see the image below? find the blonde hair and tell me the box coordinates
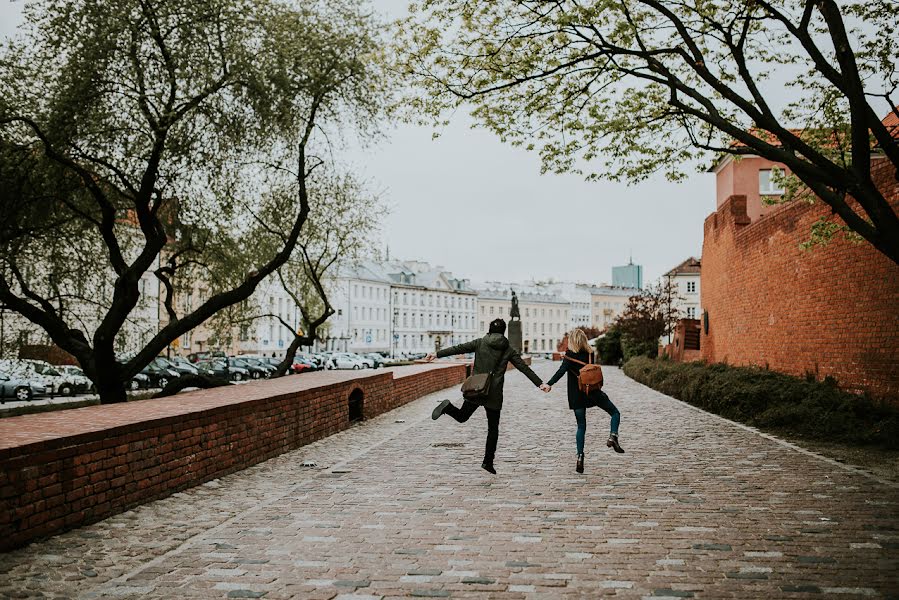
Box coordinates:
[567,329,593,354]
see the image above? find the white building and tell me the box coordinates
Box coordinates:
[532,281,593,331]
[325,263,393,353]
[325,260,478,355]
[664,257,702,321]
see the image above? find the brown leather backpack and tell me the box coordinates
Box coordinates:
[563,352,604,394]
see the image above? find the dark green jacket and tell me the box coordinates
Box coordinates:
[437,333,543,410]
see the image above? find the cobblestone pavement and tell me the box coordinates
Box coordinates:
[1,364,897,599]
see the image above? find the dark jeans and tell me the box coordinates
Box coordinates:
[443,400,501,464]
[573,393,621,455]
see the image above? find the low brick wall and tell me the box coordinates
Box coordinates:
[0,363,465,551]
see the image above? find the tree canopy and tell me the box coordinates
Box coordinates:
[400,0,899,264]
[0,0,391,402]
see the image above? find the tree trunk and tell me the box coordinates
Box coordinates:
[96,380,128,404]
[153,374,230,398]
[274,336,306,377]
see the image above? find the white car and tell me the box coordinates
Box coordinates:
[327,353,366,370]
[0,371,47,402]
[0,359,85,396]
[350,354,375,369]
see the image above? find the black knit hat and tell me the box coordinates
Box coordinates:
[488,318,506,335]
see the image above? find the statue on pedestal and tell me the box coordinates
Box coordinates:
[510,290,520,321]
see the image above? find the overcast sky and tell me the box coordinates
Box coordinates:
[1,0,713,286]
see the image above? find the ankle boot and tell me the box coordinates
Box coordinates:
[481,461,497,475]
[576,453,584,473]
[607,434,624,453]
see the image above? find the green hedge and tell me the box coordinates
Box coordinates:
[623,356,899,449]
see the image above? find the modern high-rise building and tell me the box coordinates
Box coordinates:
[612,259,643,289]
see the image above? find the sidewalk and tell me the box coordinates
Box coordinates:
[1,364,896,599]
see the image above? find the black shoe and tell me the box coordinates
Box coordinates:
[607,435,625,453]
[432,399,451,420]
[576,454,584,473]
[481,461,497,475]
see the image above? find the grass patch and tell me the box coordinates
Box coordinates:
[623,356,899,449]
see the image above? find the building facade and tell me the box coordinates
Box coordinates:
[664,257,702,321]
[612,260,643,289]
[325,260,478,355]
[589,286,638,330]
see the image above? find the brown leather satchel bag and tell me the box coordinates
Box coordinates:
[563,352,604,394]
[460,352,500,400]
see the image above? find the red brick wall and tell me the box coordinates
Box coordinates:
[0,364,465,550]
[701,157,899,399]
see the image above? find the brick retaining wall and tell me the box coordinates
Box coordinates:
[701,157,899,399]
[0,363,466,551]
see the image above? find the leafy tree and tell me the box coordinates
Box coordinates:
[400,0,899,265]
[595,325,624,365]
[218,172,383,377]
[614,280,681,358]
[0,0,390,402]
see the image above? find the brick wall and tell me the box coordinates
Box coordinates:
[0,363,465,551]
[701,157,899,399]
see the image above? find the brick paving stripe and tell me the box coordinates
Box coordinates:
[0,364,897,598]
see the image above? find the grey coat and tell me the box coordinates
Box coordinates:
[437,333,543,410]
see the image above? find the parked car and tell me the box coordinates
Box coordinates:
[0,372,47,402]
[161,356,205,375]
[237,357,277,378]
[294,353,324,370]
[201,359,250,382]
[327,353,366,370]
[291,356,317,374]
[227,357,268,379]
[140,363,180,389]
[363,353,386,368]
[0,359,82,396]
[186,350,227,364]
[129,372,150,390]
[55,365,95,393]
[351,354,376,369]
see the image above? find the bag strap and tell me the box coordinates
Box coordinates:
[562,351,595,367]
[562,354,587,367]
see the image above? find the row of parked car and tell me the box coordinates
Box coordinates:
[0,350,408,402]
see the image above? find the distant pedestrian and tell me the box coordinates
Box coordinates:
[545,328,624,474]
[425,318,549,474]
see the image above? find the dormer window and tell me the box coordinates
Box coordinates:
[759,168,785,195]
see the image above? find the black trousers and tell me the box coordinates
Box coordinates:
[443,400,501,463]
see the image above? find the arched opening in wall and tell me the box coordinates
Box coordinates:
[348,388,364,423]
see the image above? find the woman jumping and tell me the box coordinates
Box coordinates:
[545,328,624,473]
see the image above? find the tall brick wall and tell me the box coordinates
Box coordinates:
[701,158,899,399]
[0,364,466,551]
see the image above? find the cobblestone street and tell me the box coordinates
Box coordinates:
[1,364,897,599]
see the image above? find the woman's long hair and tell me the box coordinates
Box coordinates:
[567,329,593,354]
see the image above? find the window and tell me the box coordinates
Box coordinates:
[687,307,696,318]
[490,306,495,315]
[759,168,785,195]
[686,281,696,293]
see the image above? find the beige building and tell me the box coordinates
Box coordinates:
[589,286,638,330]
[476,289,569,354]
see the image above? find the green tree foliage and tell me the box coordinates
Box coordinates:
[400,0,899,264]
[595,325,623,365]
[612,280,680,359]
[0,0,391,402]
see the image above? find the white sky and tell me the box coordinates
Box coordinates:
[1,0,713,285]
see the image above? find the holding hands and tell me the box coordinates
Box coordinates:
[424,353,436,362]
[539,383,552,393]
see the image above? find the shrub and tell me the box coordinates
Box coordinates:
[595,327,623,365]
[623,356,899,449]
